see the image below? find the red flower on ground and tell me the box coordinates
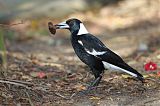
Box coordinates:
[144,62,157,71]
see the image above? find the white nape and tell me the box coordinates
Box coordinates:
[86,49,106,56]
[102,61,138,77]
[77,23,89,35]
[78,40,83,46]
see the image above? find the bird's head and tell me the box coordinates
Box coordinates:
[55,18,89,35]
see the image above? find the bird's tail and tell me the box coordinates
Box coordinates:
[118,63,144,81]
[135,73,144,82]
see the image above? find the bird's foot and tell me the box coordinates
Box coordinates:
[70,84,99,98]
[76,82,99,94]
[70,77,102,98]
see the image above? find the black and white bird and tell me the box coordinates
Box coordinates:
[55,18,144,88]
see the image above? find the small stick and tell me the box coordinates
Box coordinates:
[0,80,30,89]
[25,91,34,106]
[70,92,77,99]
[144,98,160,104]
[54,92,70,100]
[0,78,33,86]
[145,78,160,84]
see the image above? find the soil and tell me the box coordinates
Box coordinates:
[0,18,160,106]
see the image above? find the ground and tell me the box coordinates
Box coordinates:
[0,16,160,106]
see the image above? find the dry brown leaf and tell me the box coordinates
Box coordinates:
[90,96,101,100]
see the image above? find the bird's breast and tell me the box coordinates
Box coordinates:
[71,39,91,64]
[71,39,104,70]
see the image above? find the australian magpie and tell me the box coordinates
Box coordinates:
[55,18,144,88]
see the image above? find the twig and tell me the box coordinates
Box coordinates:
[0,21,24,27]
[145,78,160,84]
[0,78,33,86]
[70,92,77,99]
[0,80,30,89]
[54,92,70,100]
[144,98,160,104]
[25,91,34,106]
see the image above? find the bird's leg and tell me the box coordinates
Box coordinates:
[89,75,102,87]
[87,72,104,90]
[72,72,103,96]
[75,76,102,95]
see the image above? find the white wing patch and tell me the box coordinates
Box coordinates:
[86,49,106,56]
[77,23,89,35]
[78,40,83,46]
[102,61,138,77]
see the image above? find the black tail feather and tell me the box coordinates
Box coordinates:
[136,74,144,82]
[119,63,144,81]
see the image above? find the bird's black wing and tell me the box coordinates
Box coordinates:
[78,34,143,80]
[78,34,124,64]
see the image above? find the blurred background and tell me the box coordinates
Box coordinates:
[0,0,160,105]
[0,0,160,57]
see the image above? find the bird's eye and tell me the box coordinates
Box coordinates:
[68,21,74,26]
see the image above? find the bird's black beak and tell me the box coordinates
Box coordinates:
[55,21,69,29]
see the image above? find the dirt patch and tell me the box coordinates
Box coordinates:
[0,29,160,105]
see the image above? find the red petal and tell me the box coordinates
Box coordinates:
[144,62,157,71]
[38,72,46,78]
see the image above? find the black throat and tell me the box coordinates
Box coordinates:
[70,33,79,42]
[69,24,80,35]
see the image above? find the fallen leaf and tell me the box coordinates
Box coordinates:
[143,74,149,78]
[90,96,101,100]
[22,75,32,81]
[73,84,86,91]
[157,71,160,77]
[148,73,157,77]
[157,55,160,59]
[122,74,131,79]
